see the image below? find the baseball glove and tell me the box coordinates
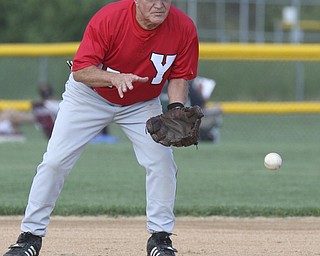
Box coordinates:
[146,105,204,147]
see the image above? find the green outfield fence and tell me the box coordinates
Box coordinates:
[0,42,320,113]
[1,42,320,59]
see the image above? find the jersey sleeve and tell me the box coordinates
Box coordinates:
[72,11,109,71]
[168,23,199,81]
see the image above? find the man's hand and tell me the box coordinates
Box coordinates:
[73,66,148,98]
[110,73,148,98]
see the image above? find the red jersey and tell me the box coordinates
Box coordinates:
[72,0,199,105]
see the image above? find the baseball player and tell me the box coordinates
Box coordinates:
[3,0,198,256]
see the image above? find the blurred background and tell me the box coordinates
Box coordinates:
[0,0,319,144]
[1,0,319,144]
[0,0,319,100]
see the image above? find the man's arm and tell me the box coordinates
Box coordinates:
[73,66,148,98]
[167,78,189,106]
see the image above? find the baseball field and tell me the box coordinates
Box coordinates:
[0,112,319,255]
[2,216,320,255]
[1,115,320,216]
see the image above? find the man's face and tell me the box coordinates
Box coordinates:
[135,0,171,30]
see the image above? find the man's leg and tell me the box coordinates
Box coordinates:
[116,98,178,256]
[3,79,114,256]
[22,81,112,236]
[116,98,178,233]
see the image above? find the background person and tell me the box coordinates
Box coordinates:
[0,83,60,142]
[0,82,117,144]
[161,76,223,143]
[189,77,223,143]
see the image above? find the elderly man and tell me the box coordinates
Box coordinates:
[3,1,198,255]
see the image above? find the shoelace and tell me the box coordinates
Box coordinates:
[17,232,31,242]
[17,232,37,243]
[154,233,177,252]
[10,233,41,250]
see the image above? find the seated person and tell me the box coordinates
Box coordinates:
[32,83,61,139]
[160,77,223,143]
[0,83,60,142]
[188,77,223,143]
[0,83,119,144]
[0,109,33,142]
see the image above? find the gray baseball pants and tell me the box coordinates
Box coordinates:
[21,74,178,236]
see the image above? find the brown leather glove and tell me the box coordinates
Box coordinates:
[146,105,204,147]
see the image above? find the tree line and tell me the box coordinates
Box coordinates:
[1,1,319,44]
[0,0,113,43]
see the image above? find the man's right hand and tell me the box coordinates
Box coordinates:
[110,73,148,98]
[73,66,148,98]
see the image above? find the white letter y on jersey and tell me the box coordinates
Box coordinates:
[150,53,176,84]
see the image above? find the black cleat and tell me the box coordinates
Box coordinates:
[3,232,42,256]
[147,232,177,256]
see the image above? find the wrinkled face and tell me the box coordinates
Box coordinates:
[135,0,171,30]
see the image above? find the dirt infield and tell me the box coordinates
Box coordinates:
[1,216,320,256]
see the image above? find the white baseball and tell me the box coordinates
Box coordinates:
[264,153,282,170]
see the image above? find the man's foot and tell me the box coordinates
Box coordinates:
[147,232,177,256]
[3,232,42,256]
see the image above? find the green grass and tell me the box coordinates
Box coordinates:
[0,113,319,217]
